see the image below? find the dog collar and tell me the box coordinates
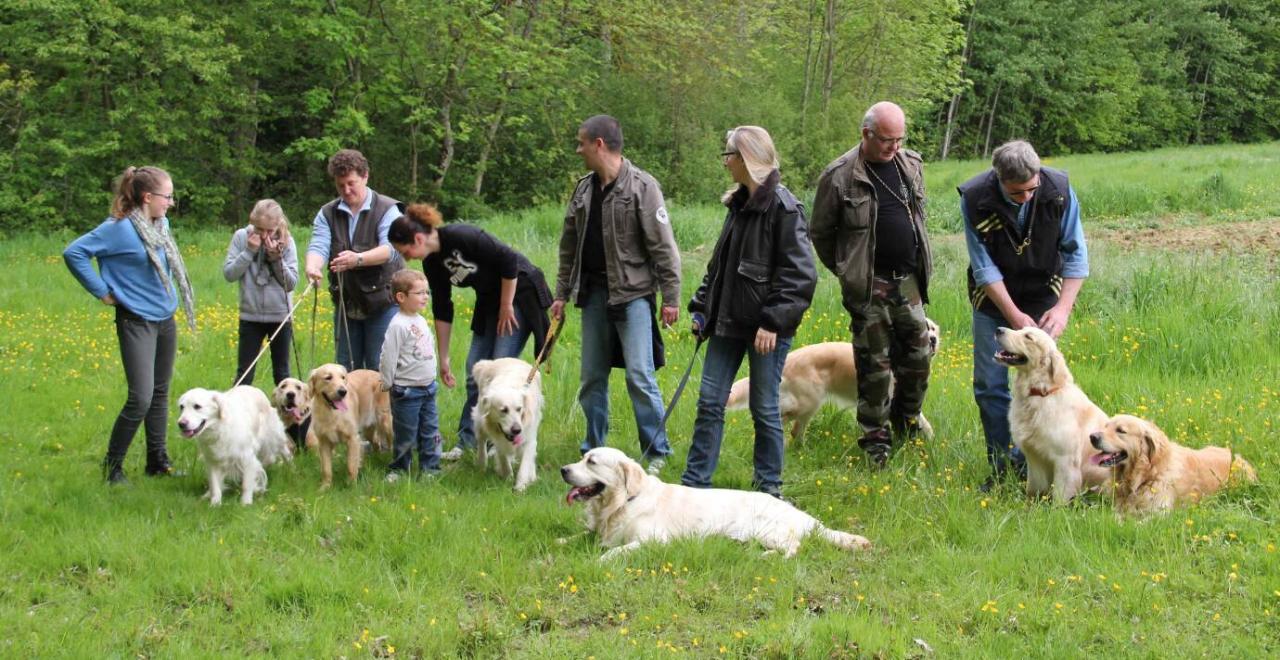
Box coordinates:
[1028,385,1062,397]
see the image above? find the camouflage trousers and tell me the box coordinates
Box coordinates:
[846,274,933,444]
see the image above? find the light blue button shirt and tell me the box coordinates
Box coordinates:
[306,188,402,261]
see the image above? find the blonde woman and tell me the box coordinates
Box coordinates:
[64,166,196,484]
[223,199,300,386]
[680,126,817,498]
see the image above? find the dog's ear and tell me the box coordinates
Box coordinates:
[621,458,647,499]
[308,367,322,390]
[471,360,494,389]
[211,392,226,420]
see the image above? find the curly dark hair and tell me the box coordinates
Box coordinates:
[327,149,369,179]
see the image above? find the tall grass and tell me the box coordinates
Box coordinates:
[1,143,1278,656]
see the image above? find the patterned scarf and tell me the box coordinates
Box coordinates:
[128,209,197,331]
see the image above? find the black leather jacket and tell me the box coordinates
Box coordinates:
[689,171,817,339]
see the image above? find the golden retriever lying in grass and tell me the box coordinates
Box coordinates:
[561,447,872,560]
[995,326,1110,502]
[724,319,939,444]
[1090,414,1257,515]
[308,364,393,489]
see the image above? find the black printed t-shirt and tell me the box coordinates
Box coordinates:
[867,159,918,273]
[423,224,535,331]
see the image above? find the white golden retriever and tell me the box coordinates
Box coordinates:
[725,320,939,443]
[472,357,543,492]
[176,386,293,506]
[561,447,872,560]
[995,326,1110,502]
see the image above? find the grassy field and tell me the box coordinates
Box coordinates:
[2,142,1279,657]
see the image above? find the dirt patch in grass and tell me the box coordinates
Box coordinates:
[1096,218,1280,252]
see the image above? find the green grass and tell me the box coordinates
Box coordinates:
[2,143,1279,657]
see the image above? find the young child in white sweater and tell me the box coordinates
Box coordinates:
[379,269,441,480]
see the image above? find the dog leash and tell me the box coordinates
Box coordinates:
[232,281,315,389]
[659,334,705,431]
[526,313,565,385]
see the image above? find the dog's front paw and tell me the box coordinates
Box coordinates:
[209,496,223,507]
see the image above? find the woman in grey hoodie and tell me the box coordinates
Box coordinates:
[223,199,300,386]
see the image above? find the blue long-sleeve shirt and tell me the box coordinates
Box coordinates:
[962,185,1089,288]
[306,188,403,261]
[64,217,178,321]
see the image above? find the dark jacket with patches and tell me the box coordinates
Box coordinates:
[809,145,933,309]
[958,166,1069,320]
[321,192,404,318]
[689,171,818,339]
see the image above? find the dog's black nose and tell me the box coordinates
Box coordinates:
[996,327,1008,336]
[1089,432,1103,449]
[336,388,347,397]
[560,466,570,478]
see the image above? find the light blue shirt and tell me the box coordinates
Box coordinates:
[64,217,179,322]
[306,188,402,261]
[962,185,1088,288]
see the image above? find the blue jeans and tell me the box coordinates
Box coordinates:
[681,334,791,490]
[577,283,671,460]
[455,305,532,451]
[335,304,398,371]
[389,382,441,473]
[973,310,1025,474]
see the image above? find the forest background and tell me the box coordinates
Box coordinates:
[2,0,1279,232]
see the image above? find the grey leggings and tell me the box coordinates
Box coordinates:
[106,308,176,467]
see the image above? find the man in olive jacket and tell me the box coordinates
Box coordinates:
[550,115,682,474]
[809,101,935,468]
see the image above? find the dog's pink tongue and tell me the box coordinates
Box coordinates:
[1090,453,1109,465]
[512,433,524,446]
[565,488,579,505]
[289,408,304,423]
[334,399,348,412]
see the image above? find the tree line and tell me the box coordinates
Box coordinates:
[2,0,1276,231]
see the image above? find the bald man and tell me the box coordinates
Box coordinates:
[810,101,935,469]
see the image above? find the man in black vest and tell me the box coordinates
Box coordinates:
[811,101,935,469]
[959,140,1090,492]
[305,149,405,370]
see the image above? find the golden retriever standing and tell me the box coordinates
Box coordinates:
[1090,414,1257,515]
[561,447,872,560]
[307,364,393,489]
[272,377,317,452]
[725,320,939,444]
[471,357,543,492]
[176,386,293,506]
[995,326,1110,502]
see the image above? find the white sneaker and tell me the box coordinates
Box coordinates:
[441,446,464,461]
[646,457,666,476]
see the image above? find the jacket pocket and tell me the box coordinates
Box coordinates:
[733,258,771,319]
[841,194,871,230]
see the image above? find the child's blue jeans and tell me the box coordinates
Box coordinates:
[389,382,441,473]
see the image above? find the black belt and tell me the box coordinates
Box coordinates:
[874,268,914,281]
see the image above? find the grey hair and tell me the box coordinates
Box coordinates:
[992,140,1041,183]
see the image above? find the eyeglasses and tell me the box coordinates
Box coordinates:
[868,131,906,147]
[720,150,739,158]
[151,192,175,201]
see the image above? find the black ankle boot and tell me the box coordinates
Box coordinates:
[103,458,128,485]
